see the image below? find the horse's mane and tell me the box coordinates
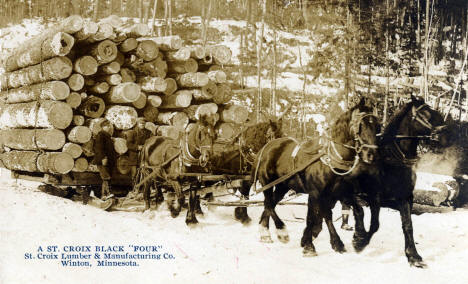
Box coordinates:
[242,120,282,153]
[329,103,372,141]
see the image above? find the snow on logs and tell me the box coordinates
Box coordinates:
[0,15,243,178]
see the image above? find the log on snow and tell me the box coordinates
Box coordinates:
[414,185,450,207]
[78,96,105,118]
[0,56,73,90]
[4,32,75,72]
[220,105,249,124]
[0,100,73,129]
[0,128,66,151]
[0,81,70,104]
[105,105,138,130]
[0,150,74,174]
[67,126,92,144]
[160,90,192,109]
[62,142,83,159]
[105,82,141,103]
[206,45,232,65]
[138,76,167,92]
[156,112,189,130]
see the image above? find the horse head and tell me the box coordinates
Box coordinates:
[350,98,380,164]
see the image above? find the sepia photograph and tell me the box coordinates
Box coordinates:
[0,0,467,283]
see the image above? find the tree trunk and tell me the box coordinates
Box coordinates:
[91,39,118,64]
[0,81,70,103]
[1,57,73,90]
[72,157,89,172]
[67,125,92,144]
[164,47,191,61]
[183,103,218,121]
[163,77,177,95]
[74,55,99,76]
[78,96,106,118]
[105,82,141,103]
[0,100,73,129]
[87,22,114,42]
[0,151,74,174]
[62,142,83,159]
[147,95,162,107]
[99,61,121,74]
[119,38,139,53]
[66,92,83,109]
[207,70,226,83]
[89,81,110,94]
[132,92,147,109]
[215,122,240,141]
[220,105,249,124]
[138,76,167,92]
[176,72,209,87]
[73,115,85,126]
[135,40,159,61]
[212,83,232,104]
[115,23,150,37]
[96,74,122,85]
[167,58,198,73]
[0,128,66,150]
[4,32,75,72]
[159,90,192,108]
[144,35,182,51]
[74,20,99,41]
[206,45,232,65]
[189,45,206,59]
[105,105,139,130]
[67,73,85,91]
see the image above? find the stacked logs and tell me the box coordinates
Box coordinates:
[0,15,248,178]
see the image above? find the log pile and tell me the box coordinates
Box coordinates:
[0,15,247,179]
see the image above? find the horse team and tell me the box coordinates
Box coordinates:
[138,95,453,268]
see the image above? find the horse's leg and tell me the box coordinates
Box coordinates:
[323,203,346,253]
[270,183,290,243]
[154,180,164,204]
[186,189,198,225]
[194,183,203,215]
[301,195,322,257]
[143,179,151,211]
[259,188,273,243]
[234,180,252,224]
[167,180,184,218]
[399,200,426,268]
[352,203,368,252]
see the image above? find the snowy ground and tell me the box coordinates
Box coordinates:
[1,171,468,284]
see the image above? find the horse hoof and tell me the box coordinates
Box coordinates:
[302,246,317,257]
[341,224,354,231]
[332,242,346,253]
[352,234,369,253]
[260,235,274,243]
[277,235,289,243]
[276,228,290,243]
[185,218,199,226]
[409,258,427,268]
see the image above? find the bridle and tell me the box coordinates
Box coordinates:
[181,124,213,168]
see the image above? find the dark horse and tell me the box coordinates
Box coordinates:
[342,96,451,268]
[139,114,217,224]
[252,98,380,256]
[210,117,284,224]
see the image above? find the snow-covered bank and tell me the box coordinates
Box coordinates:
[1,177,468,284]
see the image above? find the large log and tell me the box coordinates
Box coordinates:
[67,73,85,91]
[105,82,141,103]
[156,125,181,140]
[213,84,232,104]
[215,122,241,141]
[62,142,83,159]
[74,20,99,41]
[0,57,73,90]
[0,128,65,151]
[164,47,191,62]
[120,68,136,83]
[160,90,192,109]
[74,55,98,76]
[88,22,114,42]
[147,95,162,107]
[87,118,114,137]
[96,74,122,86]
[414,184,450,207]
[99,61,121,74]
[207,45,232,65]
[142,35,183,51]
[72,157,89,172]
[163,78,177,96]
[132,92,147,109]
[105,105,138,130]
[90,40,118,65]
[66,92,82,109]
[0,100,73,129]
[184,103,218,121]
[138,76,167,92]
[220,105,249,124]
[167,58,198,74]
[176,72,209,88]
[2,15,83,64]
[112,137,128,155]
[156,112,189,130]
[99,15,123,28]
[67,126,92,144]
[0,150,74,174]
[138,57,167,78]
[0,81,70,104]
[142,105,159,122]
[4,32,75,72]
[89,81,109,94]
[72,115,85,126]
[207,70,227,84]
[78,96,105,118]
[188,45,206,59]
[194,81,218,102]
[135,40,159,61]
[119,38,138,53]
